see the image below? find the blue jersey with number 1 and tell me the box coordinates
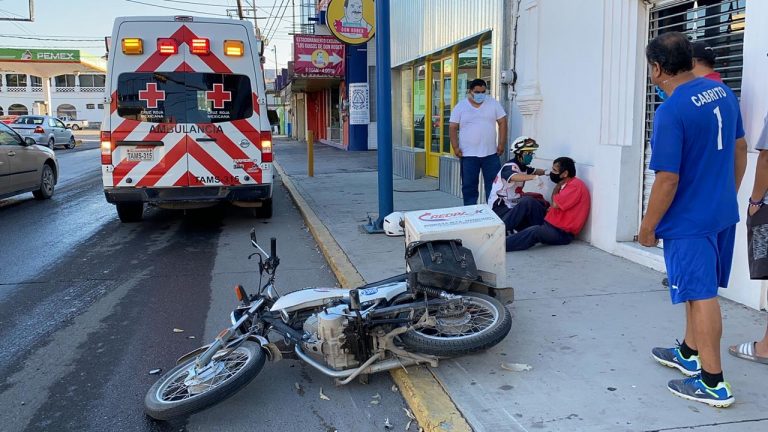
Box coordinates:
[650,77,745,239]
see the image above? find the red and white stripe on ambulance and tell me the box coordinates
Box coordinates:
[102,19,272,189]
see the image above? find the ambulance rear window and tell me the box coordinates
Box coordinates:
[116,72,253,123]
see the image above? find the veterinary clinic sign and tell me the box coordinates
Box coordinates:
[0,48,80,62]
[293,35,345,76]
[326,0,375,45]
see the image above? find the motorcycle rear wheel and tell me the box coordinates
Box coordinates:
[400,292,512,357]
[144,341,265,420]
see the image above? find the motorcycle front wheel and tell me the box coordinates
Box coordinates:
[144,341,266,420]
[400,292,512,357]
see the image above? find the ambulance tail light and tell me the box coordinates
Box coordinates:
[157,38,178,55]
[190,38,210,55]
[122,38,143,55]
[34,126,45,134]
[224,40,244,57]
[261,132,273,163]
[101,131,112,165]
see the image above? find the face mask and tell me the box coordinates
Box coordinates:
[550,172,562,184]
[522,154,533,165]
[655,85,667,101]
[472,93,486,104]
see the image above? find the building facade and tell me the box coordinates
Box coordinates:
[0,72,106,124]
[389,0,766,310]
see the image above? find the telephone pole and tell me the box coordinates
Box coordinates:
[236,0,244,20]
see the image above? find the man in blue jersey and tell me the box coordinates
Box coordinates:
[639,32,747,408]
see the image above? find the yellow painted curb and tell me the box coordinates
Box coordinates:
[274,159,472,432]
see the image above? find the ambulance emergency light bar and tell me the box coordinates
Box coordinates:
[120,38,242,56]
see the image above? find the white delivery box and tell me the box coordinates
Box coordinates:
[403,205,506,288]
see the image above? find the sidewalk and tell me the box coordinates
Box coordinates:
[274,138,768,432]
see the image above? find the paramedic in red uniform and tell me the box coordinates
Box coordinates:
[505,157,590,251]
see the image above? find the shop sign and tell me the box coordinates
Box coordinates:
[348,82,369,125]
[0,48,80,62]
[326,0,375,45]
[293,35,345,76]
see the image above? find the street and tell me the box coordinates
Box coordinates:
[0,138,413,432]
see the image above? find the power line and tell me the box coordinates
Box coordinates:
[0,34,103,41]
[267,0,291,43]
[262,0,286,42]
[123,0,231,17]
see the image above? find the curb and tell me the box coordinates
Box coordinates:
[274,160,473,432]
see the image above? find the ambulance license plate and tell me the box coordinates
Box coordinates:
[126,149,154,161]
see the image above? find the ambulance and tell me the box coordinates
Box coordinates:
[101,16,273,222]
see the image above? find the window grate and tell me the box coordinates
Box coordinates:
[641,0,746,216]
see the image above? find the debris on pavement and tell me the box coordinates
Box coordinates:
[319,387,330,401]
[391,384,398,393]
[173,328,184,333]
[372,392,381,399]
[500,362,533,372]
[406,420,412,431]
[187,336,195,339]
[403,408,416,420]
[384,418,393,429]
[149,368,162,375]
[370,400,380,405]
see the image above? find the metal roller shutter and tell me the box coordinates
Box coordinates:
[641,0,746,216]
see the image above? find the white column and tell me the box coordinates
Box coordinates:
[515,0,543,138]
[42,75,52,116]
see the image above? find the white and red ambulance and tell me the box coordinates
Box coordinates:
[101,16,273,222]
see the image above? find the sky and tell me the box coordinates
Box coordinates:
[0,0,297,73]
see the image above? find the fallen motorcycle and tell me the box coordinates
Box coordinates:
[144,230,512,420]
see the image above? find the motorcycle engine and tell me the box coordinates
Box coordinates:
[302,304,360,370]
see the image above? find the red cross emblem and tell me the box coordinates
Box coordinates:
[138,82,166,109]
[206,83,232,109]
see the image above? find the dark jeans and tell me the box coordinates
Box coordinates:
[506,221,574,251]
[496,196,547,233]
[460,154,501,205]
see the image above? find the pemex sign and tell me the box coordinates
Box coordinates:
[0,48,80,62]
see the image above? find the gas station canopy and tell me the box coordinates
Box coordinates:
[0,48,106,75]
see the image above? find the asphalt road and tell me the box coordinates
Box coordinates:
[0,145,414,432]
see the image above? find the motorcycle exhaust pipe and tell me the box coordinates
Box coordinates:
[295,345,420,384]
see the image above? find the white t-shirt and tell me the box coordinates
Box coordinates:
[449,97,507,157]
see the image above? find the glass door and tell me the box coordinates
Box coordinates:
[425,56,456,177]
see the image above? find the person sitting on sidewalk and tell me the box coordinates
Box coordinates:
[506,157,590,251]
[488,136,548,232]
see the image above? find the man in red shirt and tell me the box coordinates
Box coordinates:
[692,41,721,82]
[505,157,590,251]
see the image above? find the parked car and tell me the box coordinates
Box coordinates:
[58,116,89,130]
[0,115,19,125]
[0,122,58,200]
[9,115,76,149]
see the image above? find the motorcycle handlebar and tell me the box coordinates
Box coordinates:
[270,237,277,260]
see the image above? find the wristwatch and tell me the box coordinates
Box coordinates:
[749,197,763,208]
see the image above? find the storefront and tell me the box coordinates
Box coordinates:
[390,0,507,188]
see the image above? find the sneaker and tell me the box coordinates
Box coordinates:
[667,376,735,408]
[651,343,701,376]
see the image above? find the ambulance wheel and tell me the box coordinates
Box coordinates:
[116,203,144,223]
[252,199,272,219]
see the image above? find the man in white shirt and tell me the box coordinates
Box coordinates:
[449,79,507,205]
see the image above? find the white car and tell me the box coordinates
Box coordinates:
[10,115,76,150]
[58,116,89,130]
